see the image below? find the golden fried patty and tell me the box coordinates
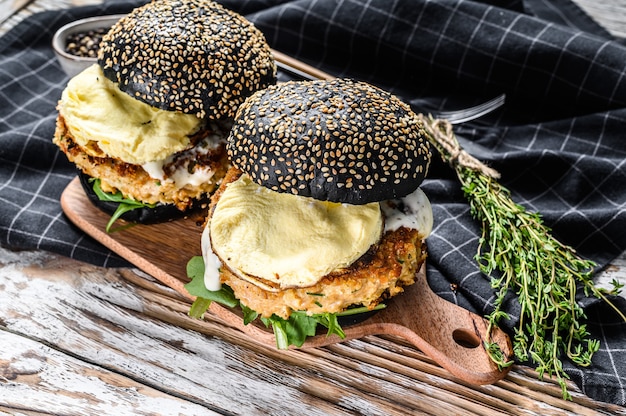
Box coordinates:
[54,113,230,210]
[209,168,428,319]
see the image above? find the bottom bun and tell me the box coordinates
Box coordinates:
[336,309,381,327]
[78,172,208,224]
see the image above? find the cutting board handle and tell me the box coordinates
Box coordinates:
[293,265,513,385]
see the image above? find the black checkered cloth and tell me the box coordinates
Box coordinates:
[1,0,625,406]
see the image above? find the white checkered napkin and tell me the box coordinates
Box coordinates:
[0,3,147,267]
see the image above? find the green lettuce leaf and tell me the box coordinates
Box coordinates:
[184,255,380,349]
[261,311,346,348]
[90,178,155,233]
[185,256,239,318]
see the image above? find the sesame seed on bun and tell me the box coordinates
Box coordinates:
[98,0,277,119]
[227,78,432,205]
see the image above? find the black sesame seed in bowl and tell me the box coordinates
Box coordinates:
[64,27,108,58]
[52,15,126,77]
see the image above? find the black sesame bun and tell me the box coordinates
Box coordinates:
[227,78,431,205]
[98,0,277,119]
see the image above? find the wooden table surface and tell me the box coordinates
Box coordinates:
[1,1,626,415]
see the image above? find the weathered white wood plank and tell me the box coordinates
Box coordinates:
[596,254,626,296]
[0,249,362,415]
[1,247,625,415]
[0,330,219,416]
[571,0,626,37]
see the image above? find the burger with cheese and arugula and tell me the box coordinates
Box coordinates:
[185,78,434,348]
[53,0,276,230]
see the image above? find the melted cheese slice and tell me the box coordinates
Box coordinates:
[59,64,201,165]
[209,175,383,290]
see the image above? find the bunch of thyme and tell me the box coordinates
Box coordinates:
[419,115,625,400]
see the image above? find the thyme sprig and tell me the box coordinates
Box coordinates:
[419,115,625,400]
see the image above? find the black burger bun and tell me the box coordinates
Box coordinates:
[227,78,432,205]
[98,0,277,120]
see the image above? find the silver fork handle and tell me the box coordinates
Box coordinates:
[433,94,506,124]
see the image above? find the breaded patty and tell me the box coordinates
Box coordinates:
[209,168,428,319]
[54,113,230,210]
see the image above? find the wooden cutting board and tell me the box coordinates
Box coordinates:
[60,177,512,385]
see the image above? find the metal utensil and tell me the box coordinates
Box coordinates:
[273,52,505,124]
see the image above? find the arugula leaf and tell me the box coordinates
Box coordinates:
[336,304,386,316]
[188,297,212,319]
[241,304,259,325]
[262,311,348,348]
[90,178,155,232]
[185,256,239,309]
[184,255,367,349]
[319,312,345,339]
[261,312,318,348]
[264,317,289,349]
[186,255,206,282]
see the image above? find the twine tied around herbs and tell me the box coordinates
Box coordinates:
[418,114,501,180]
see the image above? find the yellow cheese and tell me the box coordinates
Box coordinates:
[59,64,201,165]
[209,175,383,289]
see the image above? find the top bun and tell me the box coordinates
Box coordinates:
[227,78,432,205]
[98,0,277,119]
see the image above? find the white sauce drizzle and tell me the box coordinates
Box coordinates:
[171,166,215,188]
[201,187,433,292]
[141,127,225,188]
[201,225,223,292]
[141,160,166,181]
[381,187,433,238]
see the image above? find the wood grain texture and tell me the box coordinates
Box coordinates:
[60,176,513,386]
[1,247,624,415]
[572,0,626,37]
[0,331,220,415]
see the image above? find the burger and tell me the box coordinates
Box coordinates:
[185,78,434,348]
[53,0,277,230]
